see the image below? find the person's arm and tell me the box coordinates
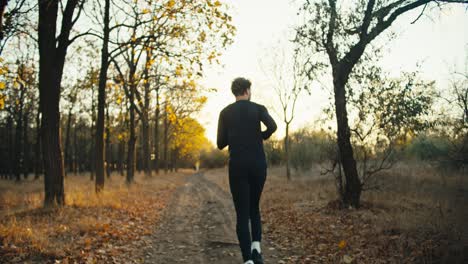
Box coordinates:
[217,110,228,149]
[260,105,277,140]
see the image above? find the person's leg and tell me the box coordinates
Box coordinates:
[249,163,266,244]
[229,163,252,262]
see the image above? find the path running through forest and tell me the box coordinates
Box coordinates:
[142,172,289,263]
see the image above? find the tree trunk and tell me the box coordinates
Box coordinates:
[153,88,160,174]
[40,78,66,206]
[126,101,136,184]
[64,104,73,176]
[163,102,168,173]
[173,148,178,172]
[90,84,96,180]
[34,107,41,180]
[105,102,111,178]
[126,65,137,184]
[7,115,13,180]
[118,138,125,176]
[14,85,24,182]
[142,114,151,177]
[95,0,110,192]
[141,59,152,177]
[73,121,78,174]
[284,123,291,180]
[23,111,29,179]
[38,0,79,207]
[333,72,361,208]
[1,121,6,179]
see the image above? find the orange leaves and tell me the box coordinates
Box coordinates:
[338,239,347,249]
[84,237,92,248]
[0,172,186,263]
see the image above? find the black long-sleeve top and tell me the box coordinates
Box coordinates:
[217,100,277,163]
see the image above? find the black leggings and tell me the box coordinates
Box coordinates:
[228,160,267,262]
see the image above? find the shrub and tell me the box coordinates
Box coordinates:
[200,148,228,168]
[289,129,335,171]
[404,134,451,161]
[264,139,283,166]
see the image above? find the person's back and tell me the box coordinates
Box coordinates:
[217,100,276,163]
[217,77,276,264]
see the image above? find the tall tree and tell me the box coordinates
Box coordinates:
[141,47,153,177]
[295,0,468,208]
[38,0,83,206]
[95,0,110,192]
[261,46,308,180]
[64,88,77,176]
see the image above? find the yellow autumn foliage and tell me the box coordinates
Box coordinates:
[171,117,209,162]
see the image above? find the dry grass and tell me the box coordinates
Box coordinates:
[0,170,191,263]
[260,163,468,263]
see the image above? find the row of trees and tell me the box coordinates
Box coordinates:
[0,63,212,178]
[0,0,235,206]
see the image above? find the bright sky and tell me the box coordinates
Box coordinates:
[197,1,468,145]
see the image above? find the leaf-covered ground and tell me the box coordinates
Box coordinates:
[1,164,467,263]
[0,171,190,263]
[260,166,468,264]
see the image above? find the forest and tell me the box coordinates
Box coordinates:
[0,0,467,263]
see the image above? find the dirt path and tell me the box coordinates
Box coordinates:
[143,171,288,263]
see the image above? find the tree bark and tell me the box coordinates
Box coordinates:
[126,102,136,183]
[172,148,178,172]
[64,104,73,176]
[7,115,13,179]
[23,110,29,179]
[34,107,41,179]
[118,138,125,176]
[14,79,25,182]
[38,0,79,207]
[284,123,291,180]
[141,53,151,177]
[126,65,137,184]
[90,83,95,180]
[163,103,169,174]
[332,67,362,208]
[95,0,110,192]
[73,120,78,174]
[105,102,111,178]
[153,88,160,174]
[142,113,151,177]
